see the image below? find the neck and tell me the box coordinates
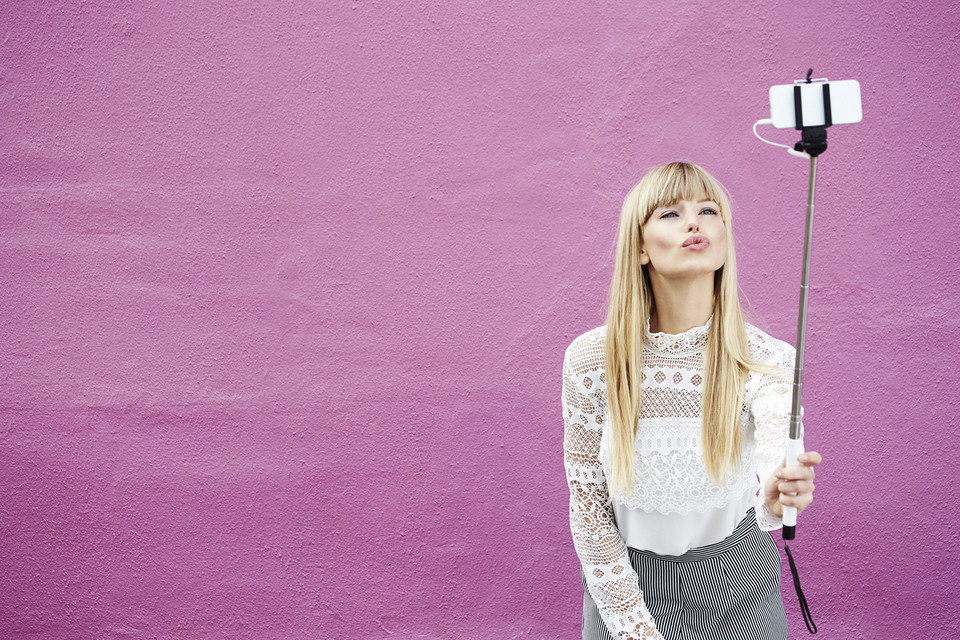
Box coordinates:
[648,274,715,334]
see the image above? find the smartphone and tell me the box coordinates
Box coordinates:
[769,79,862,129]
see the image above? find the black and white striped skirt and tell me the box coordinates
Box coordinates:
[582,508,788,640]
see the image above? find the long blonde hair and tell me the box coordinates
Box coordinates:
[604,161,759,497]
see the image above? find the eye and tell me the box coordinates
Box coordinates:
[659,211,678,219]
[700,208,719,216]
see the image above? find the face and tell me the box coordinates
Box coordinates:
[640,199,727,281]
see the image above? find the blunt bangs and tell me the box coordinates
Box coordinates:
[642,162,726,222]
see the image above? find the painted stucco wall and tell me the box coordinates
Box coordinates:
[2,1,958,638]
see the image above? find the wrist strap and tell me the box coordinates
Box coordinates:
[784,544,818,634]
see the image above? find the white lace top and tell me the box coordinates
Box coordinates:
[561,319,801,640]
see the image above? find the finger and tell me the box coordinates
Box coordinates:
[798,451,822,467]
[782,488,814,504]
[776,466,815,481]
[781,492,813,511]
[778,480,814,495]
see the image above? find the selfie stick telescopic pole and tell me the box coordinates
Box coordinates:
[782,71,830,541]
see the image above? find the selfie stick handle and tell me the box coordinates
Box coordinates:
[782,153,817,541]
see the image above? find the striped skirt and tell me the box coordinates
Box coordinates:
[582,509,787,640]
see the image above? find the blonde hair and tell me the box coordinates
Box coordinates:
[604,161,760,497]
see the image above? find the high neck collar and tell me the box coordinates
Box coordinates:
[643,316,712,355]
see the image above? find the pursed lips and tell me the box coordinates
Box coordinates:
[682,235,710,249]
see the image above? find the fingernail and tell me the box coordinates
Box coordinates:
[799,454,809,462]
[775,471,782,478]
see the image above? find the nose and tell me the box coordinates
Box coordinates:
[686,214,700,233]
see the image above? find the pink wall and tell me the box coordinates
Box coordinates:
[2,1,958,638]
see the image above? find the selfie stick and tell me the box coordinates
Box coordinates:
[782,70,831,541]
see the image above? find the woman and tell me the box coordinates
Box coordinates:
[562,162,821,640]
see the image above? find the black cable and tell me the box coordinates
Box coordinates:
[784,544,818,634]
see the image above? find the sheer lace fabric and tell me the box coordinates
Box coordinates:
[562,320,799,640]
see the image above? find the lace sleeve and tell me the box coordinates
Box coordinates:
[750,341,803,530]
[562,343,662,640]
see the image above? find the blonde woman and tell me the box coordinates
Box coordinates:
[562,162,822,640]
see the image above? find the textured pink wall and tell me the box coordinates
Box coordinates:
[2,1,958,638]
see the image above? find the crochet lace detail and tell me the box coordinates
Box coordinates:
[601,420,759,513]
[643,317,711,355]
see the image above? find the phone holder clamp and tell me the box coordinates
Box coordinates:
[793,69,831,158]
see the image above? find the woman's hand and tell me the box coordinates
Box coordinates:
[762,451,822,518]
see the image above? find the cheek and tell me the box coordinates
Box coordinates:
[644,230,673,251]
[708,218,727,243]
[713,228,728,264]
[655,235,675,250]
[640,234,672,267]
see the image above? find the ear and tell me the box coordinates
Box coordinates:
[639,247,649,266]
